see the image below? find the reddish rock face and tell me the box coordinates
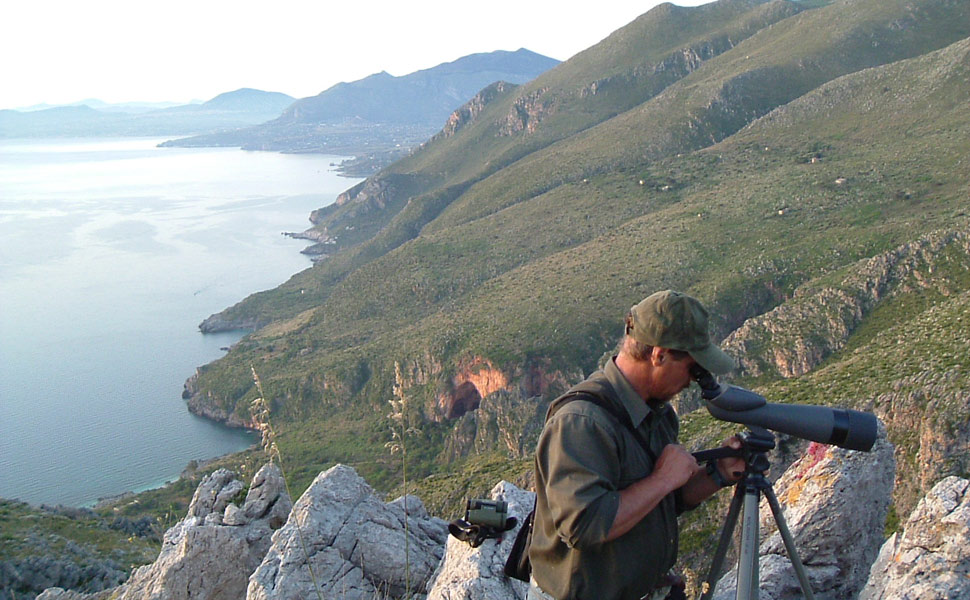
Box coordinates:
[438,358,510,419]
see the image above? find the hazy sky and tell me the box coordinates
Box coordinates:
[1,1,715,110]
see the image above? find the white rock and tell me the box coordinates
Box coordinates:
[711,428,895,600]
[859,476,970,600]
[46,463,294,600]
[425,480,532,600]
[247,464,448,600]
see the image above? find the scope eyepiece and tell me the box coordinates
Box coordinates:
[690,364,719,393]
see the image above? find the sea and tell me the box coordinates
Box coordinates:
[0,137,362,507]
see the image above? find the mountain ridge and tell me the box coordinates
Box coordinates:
[0,88,295,138]
[160,48,559,163]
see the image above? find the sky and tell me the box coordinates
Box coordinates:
[1,0,713,110]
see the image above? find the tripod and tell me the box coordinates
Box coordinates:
[694,427,815,600]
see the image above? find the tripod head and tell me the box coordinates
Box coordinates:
[693,427,775,478]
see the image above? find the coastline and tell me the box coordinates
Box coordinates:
[0,137,354,508]
[89,448,258,511]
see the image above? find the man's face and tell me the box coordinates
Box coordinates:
[649,349,697,402]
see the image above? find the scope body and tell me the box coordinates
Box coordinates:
[700,382,878,452]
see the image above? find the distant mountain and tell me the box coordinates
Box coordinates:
[13,99,190,113]
[0,89,295,138]
[161,88,295,114]
[280,48,559,126]
[160,49,560,164]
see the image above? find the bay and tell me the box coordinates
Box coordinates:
[0,137,362,507]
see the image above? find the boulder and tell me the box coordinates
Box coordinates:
[247,464,448,600]
[711,428,895,600]
[859,476,970,600]
[35,589,106,600]
[425,481,533,600]
[117,463,290,600]
[38,464,292,600]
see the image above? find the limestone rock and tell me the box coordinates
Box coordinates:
[247,464,448,600]
[35,589,109,600]
[425,481,533,600]
[859,476,970,600]
[40,464,292,600]
[711,428,895,600]
[186,468,235,517]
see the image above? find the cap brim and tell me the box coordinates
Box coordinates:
[689,344,735,375]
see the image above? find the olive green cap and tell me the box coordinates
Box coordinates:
[628,290,734,374]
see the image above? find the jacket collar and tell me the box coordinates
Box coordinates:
[603,356,656,429]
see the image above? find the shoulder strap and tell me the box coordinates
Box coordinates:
[547,382,657,464]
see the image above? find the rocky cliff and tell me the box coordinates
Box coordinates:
[720,226,970,520]
[861,476,970,600]
[722,229,970,379]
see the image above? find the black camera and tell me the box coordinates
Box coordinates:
[448,499,518,547]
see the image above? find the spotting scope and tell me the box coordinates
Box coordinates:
[690,366,878,452]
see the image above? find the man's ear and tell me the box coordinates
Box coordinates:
[651,346,666,366]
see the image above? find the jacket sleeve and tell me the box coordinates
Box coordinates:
[535,408,622,549]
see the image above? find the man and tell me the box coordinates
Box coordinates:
[530,290,745,600]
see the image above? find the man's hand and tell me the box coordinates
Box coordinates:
[607,444,700,542]
[653,444,701,492]
[716,436,746,484]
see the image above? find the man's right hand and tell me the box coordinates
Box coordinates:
[607,444,700,541]
[652,444,701,491]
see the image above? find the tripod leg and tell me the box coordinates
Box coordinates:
[736,487,761,600]
[700,483,745,600]
[763,486,815,600]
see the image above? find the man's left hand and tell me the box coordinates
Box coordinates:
[716,436,746,484]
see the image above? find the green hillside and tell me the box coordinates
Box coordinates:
[183,0,970,514]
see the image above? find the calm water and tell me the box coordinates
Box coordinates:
[0,137,361,506]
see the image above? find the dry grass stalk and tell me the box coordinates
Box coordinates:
[251,365,325,600]
[385,361,420,598]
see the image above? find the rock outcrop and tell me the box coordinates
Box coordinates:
[425,481,533,600]
[860,476,970,600]
[722,230,970,379]
[438,82,514,139]
[181,370,256,428]
[247,464,448,600]
[711,429,895,600]
[120,465,290,600]
[197,313,266,334]
[37,442,970,600]
[39,464,291,600]
[440,390,547,462]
